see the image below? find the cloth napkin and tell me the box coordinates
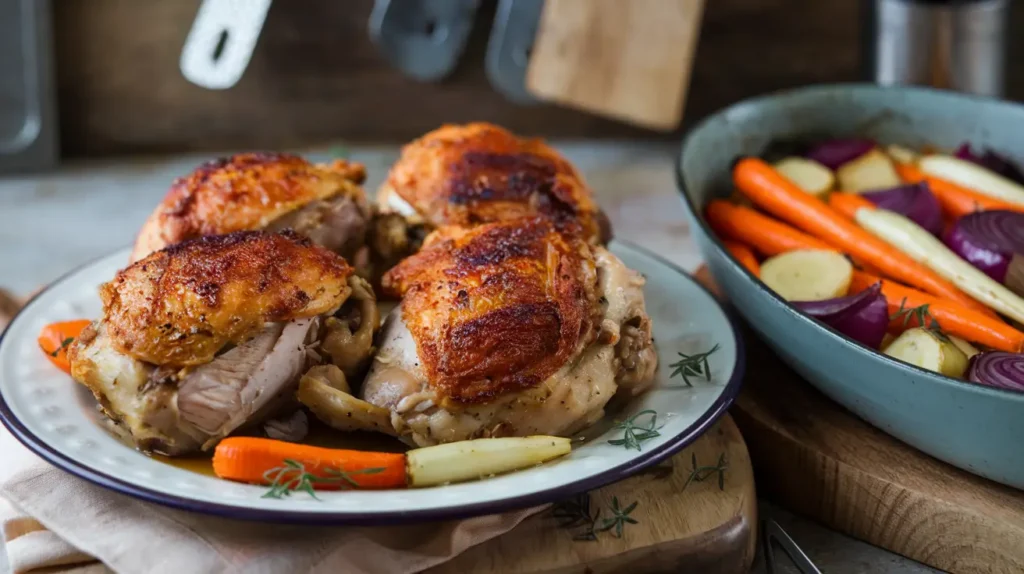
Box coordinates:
[0,461,542,574]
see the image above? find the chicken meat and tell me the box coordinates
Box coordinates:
[299,217,656,447]
[371,123,612,273]
[69,230,381,455]
[131,152,372,271]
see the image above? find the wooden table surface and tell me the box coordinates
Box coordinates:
[0,142,939,573]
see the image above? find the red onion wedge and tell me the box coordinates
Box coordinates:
[955,143,1024,186]
[861,182,943,236]
[943,210,1024,295]
[793,282,889,349]
[805,139,875,171]
[967,352,1024,393]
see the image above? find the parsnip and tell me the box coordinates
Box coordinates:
[837,149,902,192]
[855,208,1024,323]
[884,328,969,378]
[949,335,980,360]
[760,250,853,302]
[774,157,834,198]
[886,145,920,166]
[881,333,895,352]
[407,436,571,487]
[919,155,1024,206]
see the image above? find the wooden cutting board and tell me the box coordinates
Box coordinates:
[526,0,705,131]
[692,266,1024,574]
[431,415,756,574]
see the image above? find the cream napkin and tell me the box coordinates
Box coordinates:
[0,461,543,574]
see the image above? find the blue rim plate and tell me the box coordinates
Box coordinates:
[0,241,744,525]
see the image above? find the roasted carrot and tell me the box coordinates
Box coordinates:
[722,240,761,276]
[895,163,1024,219]
[733,157,984,311]
[829,192,876,219]
[37,320,91,374]
[705,200,835,256]
[213,437,407,490]
[849,271,1024,353]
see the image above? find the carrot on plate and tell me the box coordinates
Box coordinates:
[849,271,1024,353]
[213,437,407,490]
[733,157,985,312]
[829,192,877,220]
[722,239,761,276]
[895,162,1024,219]
[705,200,835,256]
[37,320,91,374]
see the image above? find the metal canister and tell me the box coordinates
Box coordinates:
[866,0,1008,97]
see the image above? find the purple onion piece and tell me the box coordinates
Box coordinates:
[967,352,1024,393]
[793,282,889,349]
[943,210,1024,287]
[805,139,876,171]
[861,182,944,236]
[955,142,1024,186]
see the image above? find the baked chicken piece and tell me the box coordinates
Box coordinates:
[300,217,656,447]
[69,230,380,455]
[131,152,372,271]
[372,123,611,271]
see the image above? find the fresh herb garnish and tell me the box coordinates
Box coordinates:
[608,409,661,451]
[593,496,639,538]
[683,452,729,492]
[43,337,75,357]
[891,298,948,340]
[551,493,602,541]
[669,344,720,386]
[261,459,384,500]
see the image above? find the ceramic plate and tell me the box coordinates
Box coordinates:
[0,242,743,524]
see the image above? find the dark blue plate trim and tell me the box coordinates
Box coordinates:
[0,243,745,525]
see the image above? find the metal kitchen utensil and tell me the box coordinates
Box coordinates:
[485,0,544,104]
[762,519,823,574]
[866,0,1008,97]
[180,0,272,90]
[0,0,58,173]
[369,0,479,82]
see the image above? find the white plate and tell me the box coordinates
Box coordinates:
[0,242,744,524]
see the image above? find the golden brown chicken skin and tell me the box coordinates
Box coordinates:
[131,152,370,262]
[101,230,353,368]
[376,123,610,245]
[381,216,599,404]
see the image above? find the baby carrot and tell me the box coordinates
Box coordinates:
[213,437,407,490]
[705,200,835,256]
[829,192,877,220]
[37,320,91,375]
[722,240,761,276]
[733,157,982,310]
[895,163,1024,219]
[849,271,1024,353]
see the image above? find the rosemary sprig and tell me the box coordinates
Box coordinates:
[43,337,75,358]
[550,493,601,541]
[669,344,720,386]
[608,410,661,451]
[890,298,948,340]
[261,459,384,500]
[682,452,729,492]
[594,496,639,538]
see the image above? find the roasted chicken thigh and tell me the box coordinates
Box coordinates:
[69,230,380,455]
[131,152,371,268]
[301,217,656,447]
[372,123,611,272]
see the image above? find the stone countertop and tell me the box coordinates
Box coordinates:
[0,144,937,573]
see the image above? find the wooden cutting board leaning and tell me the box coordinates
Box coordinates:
[0,287,757,573]
[694,265,1024,574]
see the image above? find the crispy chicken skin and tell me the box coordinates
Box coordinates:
[68,230,380,455]
[381,216,599,404]
[131,152,370,263]
[101,230,353,367]
[376,123,610,246]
